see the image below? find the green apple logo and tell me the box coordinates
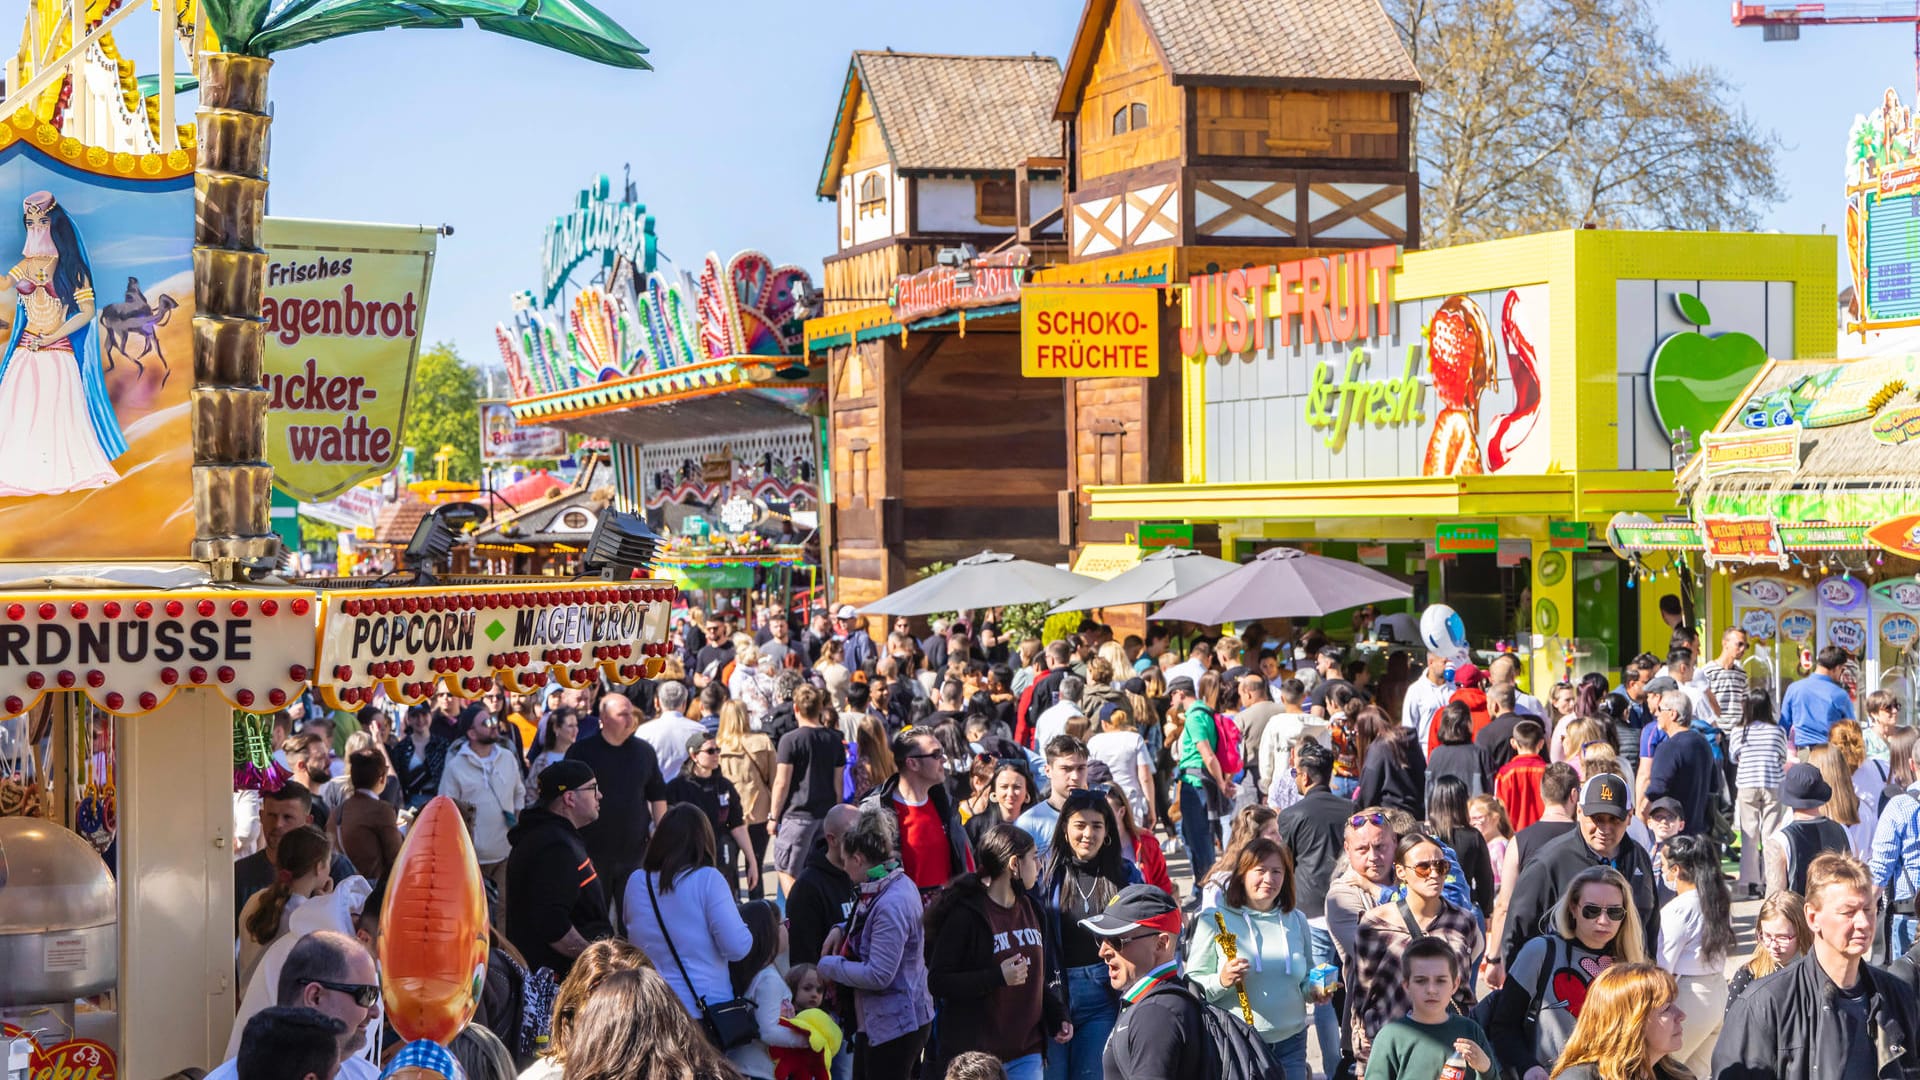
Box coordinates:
[1648,292,1769,443]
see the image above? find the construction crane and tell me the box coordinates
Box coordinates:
[1732,3,1920,94]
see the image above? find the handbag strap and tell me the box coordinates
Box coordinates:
[1395,895,1427,942]
[643,870,711,1010]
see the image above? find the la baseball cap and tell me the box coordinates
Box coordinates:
[1079,884,1183,937]
[1579,773,1631,818]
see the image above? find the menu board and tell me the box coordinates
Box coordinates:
[1866,189,1920,321]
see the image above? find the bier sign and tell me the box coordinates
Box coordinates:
[0,590,317,718]
[315,582,676,708]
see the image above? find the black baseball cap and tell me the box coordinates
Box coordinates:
[1165,676,1197,696]
[1579,773,1631,817]
[1079,884,1183,937]
[1645,796,1684,820]
[538,760,596,802]
[1782,763,1834,809]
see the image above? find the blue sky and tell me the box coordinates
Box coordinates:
[255,1,1915,372]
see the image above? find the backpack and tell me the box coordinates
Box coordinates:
[1214,712,1244,778]
[1166,981,1284,1080]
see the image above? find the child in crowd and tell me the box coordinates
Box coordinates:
[725,900,812,1080]
[945,1052,1009,1080]
[785,963,825,1012]
[1467,795,1513,891]
[1362,938,1497,1080]
[1493,721,1547,831]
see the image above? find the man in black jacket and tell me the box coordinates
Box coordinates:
[1273,739,1350,1074]
[786,803,860,966]
[1715,851,1920,1080]
[1083,885,1208,1080]
[504,761,611,977]
[1487,772,1659,978]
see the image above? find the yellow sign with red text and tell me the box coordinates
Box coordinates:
[1020,287,1159,378]
[263,219,438,502]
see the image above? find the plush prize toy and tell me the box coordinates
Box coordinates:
[378,795,491,1045]
[768,1008,842,1080]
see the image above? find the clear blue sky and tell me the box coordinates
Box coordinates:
[256,1,1916,371]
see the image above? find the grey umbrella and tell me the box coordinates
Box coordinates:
[1149,546,1413,625]
[1047,547,1239,614]
[857,551,1101,617]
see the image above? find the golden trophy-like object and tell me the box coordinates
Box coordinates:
[1212,913,1254,1024]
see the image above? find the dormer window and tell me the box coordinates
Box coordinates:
[858,172,888,216]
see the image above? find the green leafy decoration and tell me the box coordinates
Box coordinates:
[199,0,649,66]
[1675,292,1711,328]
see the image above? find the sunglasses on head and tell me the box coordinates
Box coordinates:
[1064,786,1113,805]
[1349,813,1388,829]
[1579,903,1628,922]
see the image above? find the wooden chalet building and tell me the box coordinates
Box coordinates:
[811,51,1072,609]
[1047,0,1423,554]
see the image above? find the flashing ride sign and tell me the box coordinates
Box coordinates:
[314,583,676,709]
[1020,287,1159,377]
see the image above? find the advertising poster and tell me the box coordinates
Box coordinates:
[262,218,438,502]
[1818,573,1873,667]
[1732,576,1812,683]
[0,124,194,560]
[480,400,567,463]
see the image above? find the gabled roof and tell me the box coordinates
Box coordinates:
[1057,0,1420,118]
[817,51,1064,198]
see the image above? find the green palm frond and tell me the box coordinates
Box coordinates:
[199,0,649,66]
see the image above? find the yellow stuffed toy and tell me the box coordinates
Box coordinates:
[769,1008,843,1080]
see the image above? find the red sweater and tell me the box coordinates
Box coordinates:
[1496,754,1548,832]
[1131,831,1175,895]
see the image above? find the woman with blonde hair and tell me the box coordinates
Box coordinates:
[1810,743,1866,853]
[815,639,851,711]
[717,699,776,900]
[1485,865,1648,1080]
[1549,962,1690,1080]
[850,711,895,799]
[1727,890,1810,1007]
[1560,716,1612,778]
[728,639,776,726]
[558,967,742,1080]
[1828,719,1885,854]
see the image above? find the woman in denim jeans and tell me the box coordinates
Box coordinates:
[1036,787,1141,1080]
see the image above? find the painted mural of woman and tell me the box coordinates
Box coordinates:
[0,190,126,495]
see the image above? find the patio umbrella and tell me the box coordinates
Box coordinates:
[1047,547,1238,614]
[858,551,1099,617]
[1149,546,1413,625]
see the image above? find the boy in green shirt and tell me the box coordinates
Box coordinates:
[1364,938,1497,1080]
[1169,675,1234,894]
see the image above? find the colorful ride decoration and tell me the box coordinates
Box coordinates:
[378,796,489,1045]
[498,183,815,401]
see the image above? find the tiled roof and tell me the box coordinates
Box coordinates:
[373,495,432,546]
[1136,0,1420,87]
[854,51,1063,173]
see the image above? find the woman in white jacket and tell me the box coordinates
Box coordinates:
[623,803,754,1018]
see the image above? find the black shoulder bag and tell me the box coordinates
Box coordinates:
[644,870,759,1050]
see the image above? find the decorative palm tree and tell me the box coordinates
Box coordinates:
[189,0,648,567]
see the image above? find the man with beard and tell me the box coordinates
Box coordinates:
[207,931,382,1080]
[438,711,525,913]
[233,782,356,921]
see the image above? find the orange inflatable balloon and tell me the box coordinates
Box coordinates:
[378,795,490,1044]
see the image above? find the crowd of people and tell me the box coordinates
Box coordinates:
[223,606,1920,1080]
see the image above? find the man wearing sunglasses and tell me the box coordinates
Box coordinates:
[1080,884,1208,1080]
[505,761,611,978]
[1489,773,1658,984]
[861,727,973,893]
[206,931,381,1080]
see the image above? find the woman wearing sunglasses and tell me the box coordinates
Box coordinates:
[1036,786,1140,1080]
[1483,865,1648,1080]
[1351,833,1484,1068]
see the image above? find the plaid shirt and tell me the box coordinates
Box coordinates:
[1351,898,1484,1063]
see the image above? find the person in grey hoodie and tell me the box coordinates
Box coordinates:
[816,804,934,1080]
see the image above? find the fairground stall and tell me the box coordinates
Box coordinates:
[0,1,658,1074]
[499,176,824,625]
[1083,227,1836,686]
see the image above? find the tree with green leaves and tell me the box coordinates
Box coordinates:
[1385,0,1783,247]
[401,342,482,484]
[189,0,646,563]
